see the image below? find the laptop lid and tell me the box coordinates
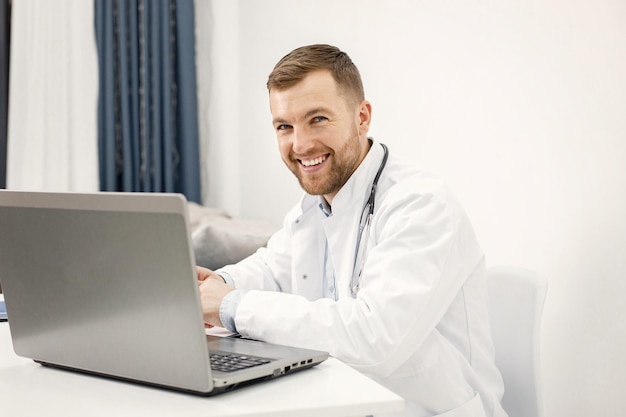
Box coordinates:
[0,191,215,393]
[0,190,327,395]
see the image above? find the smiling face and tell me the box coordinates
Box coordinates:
[270,70,372,203]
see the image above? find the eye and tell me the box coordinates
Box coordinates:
[311,116,328,124]
[276,124,292,132]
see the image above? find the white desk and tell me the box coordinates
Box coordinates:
[0,322,403,416]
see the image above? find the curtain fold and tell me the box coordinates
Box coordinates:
[7,0,99,192]
[95,0,201,203]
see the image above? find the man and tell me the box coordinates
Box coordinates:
[198,44,507,417]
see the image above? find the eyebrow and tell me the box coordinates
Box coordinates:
[303,107,331,119]
[272,107,333,126]
[272,117,288,126]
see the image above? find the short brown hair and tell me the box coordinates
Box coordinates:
[267,44,365,106]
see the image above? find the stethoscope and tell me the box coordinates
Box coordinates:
[350,142,389,298]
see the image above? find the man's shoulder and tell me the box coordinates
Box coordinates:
[378,156,468,222]
[384,157,451,198]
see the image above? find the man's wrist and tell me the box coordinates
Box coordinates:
[219,289,246,333]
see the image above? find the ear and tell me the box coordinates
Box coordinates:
[357,100,372,135]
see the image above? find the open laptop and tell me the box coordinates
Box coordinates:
[0,190,328,395]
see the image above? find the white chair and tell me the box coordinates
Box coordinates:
[486,266,548,417]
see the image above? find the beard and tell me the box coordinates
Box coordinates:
[285,128,364,197]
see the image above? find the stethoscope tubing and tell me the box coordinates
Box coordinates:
[350,143,388,297]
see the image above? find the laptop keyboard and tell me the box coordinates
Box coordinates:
[209,352,271,373]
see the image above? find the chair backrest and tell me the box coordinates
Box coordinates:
[486,266,548,417]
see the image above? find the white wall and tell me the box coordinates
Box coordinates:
[200,1,626,415]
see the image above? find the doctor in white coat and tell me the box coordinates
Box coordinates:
[198,44,508,417]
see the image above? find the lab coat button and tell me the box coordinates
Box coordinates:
[302,274,307,280]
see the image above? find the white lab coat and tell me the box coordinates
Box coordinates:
[217,142,508,417]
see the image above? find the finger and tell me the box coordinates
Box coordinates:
[196,266,211,281]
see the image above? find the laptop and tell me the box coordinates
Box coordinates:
[0,190,328,395]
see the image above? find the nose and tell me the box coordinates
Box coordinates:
[291,126,316,156]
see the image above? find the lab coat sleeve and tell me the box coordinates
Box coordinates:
[230,180,483,379]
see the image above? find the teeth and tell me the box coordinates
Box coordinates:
[300,156,326,167]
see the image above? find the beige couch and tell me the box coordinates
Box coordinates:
[188,203,276,270]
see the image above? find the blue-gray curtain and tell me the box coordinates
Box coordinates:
[0,0,9,189]
[95,0,201,203]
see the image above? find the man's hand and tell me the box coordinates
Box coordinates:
[196,266,234,328]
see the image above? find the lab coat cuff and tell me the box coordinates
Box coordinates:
[217,271,236,287]
[219,289,247,333]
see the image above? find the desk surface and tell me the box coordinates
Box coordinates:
[0,322,403,417]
